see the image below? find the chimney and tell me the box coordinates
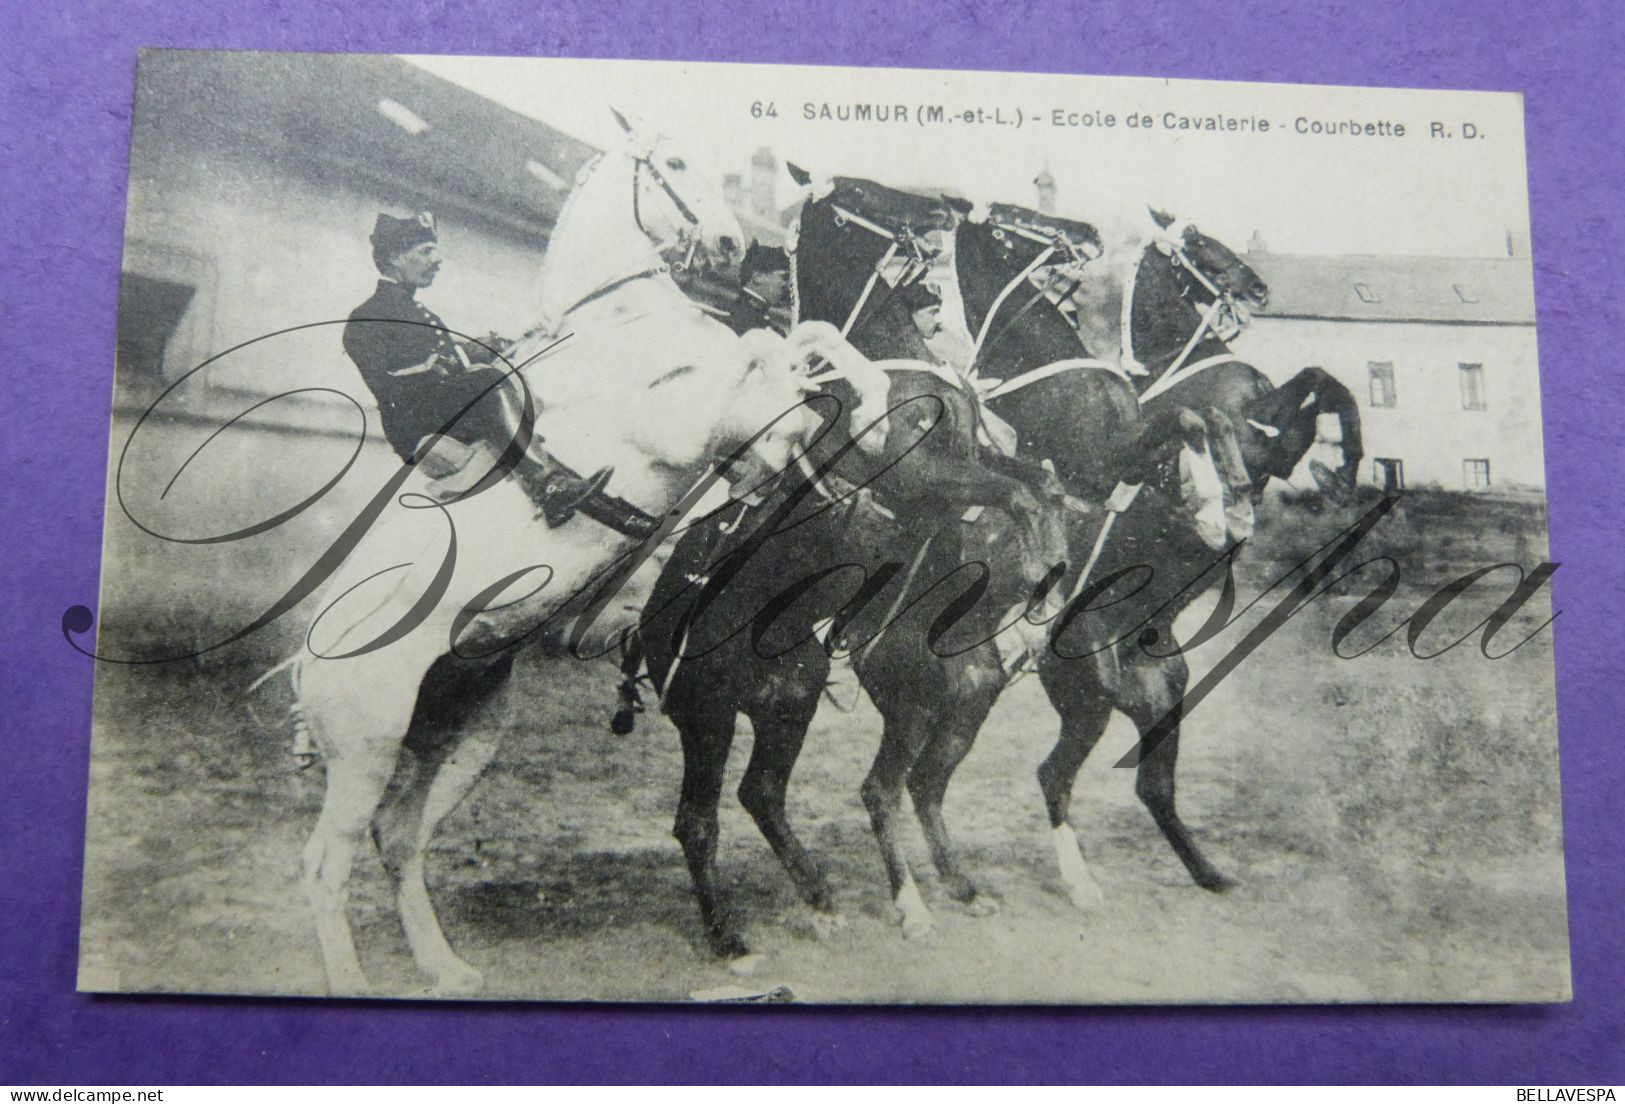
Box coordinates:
[1033,165,1057,214]
[750,147,778,219]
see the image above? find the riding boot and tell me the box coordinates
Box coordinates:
[516,461,616,528]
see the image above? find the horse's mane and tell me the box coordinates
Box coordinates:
[1046,215,1155,373]
[531,147,619,320]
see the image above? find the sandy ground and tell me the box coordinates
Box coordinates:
[77,496,1571,1005]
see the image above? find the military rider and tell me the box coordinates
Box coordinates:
[344,211,611,522]
[725,241,792,337]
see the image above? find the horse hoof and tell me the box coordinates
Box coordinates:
[1197,872,1238,894]
[430,961,486,997]
[1067,879,1107,911]
[961,894,1001,918]
[900,914,936,940]
[326,974,375,998]
[1309,461,1354,506]
[728,953,764,978]
[707,929,752,961]
[894,904,935,939]
[806,910,847,941]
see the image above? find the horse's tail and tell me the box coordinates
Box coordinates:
[610,633,647,736]
[248,653,318,770]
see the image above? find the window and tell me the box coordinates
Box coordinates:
[1464,458,1491,490]
[1459,362,1487,410]
[1368,361,1396,407]
[116,272,196,386]
[1373,457,1405,492]
[1353,282,1381,303]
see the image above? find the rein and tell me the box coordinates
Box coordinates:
[632,153,701,237]
[1127,236,1255,404]
[971,241,1058,356]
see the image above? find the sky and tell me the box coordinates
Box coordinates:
[405,54,1533,259]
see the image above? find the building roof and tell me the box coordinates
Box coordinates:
[1245,251,1535,325]
[132,50,600,238]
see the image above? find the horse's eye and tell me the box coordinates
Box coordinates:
[665,157,686,171]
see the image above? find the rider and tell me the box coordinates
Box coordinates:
[344,211,612,522]
[725,240,791,336]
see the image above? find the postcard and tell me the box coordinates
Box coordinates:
[77,50,1566,1002]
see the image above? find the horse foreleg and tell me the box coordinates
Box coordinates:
[1301,365,1365,487]
[860,709,937,938]
[739,690,842,936]
[904,664,1002,914]
[1119,653,1234,892]
[671,702,747,959]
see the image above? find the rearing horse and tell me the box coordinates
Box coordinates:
[291,121,892,997]
[1067,209,1364,500]
[812,202,1252,935]
[627,176,1075,959]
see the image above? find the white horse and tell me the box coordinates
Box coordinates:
[294,116,892,996]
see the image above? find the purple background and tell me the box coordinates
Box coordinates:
[3,0,1621,1084]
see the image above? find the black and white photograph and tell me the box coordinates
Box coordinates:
[76,50,1567,1004]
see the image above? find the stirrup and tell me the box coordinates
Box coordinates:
[540,466,615,527]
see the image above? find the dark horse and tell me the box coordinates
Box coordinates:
[1070,208,1365,499]
[629,181,1239,955]
[808,204,1260,933]
[891,203,1362,910]
[626,177,1068,957]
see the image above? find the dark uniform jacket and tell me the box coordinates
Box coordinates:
[725,288,786,337]
[342,279,496,461]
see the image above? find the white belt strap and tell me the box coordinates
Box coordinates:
[842,241,898,338]
[1137,352,1249,405]
[971,244,1058,358]
[978,357,1132,401]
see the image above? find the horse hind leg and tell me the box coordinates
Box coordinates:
[1118,654,1234,892]
[371,655,513,995]
[738,691,843,939]
[670,700,749,960]
[1035,670,1114,913]
[299,659,422,995]
[860,709,938,938]
[905,672,1001,915]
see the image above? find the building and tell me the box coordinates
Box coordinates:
[1233,241,1544,494]
[104,52,599,637]
[118,50,597,418]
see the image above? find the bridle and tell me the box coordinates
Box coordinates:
[631,146,706,274]
[969,217,1099,366]
[789,199,941,335]
[1131,219,1254,388]
[1133,222,1258,403]
[554,143,714,325]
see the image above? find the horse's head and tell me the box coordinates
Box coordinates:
[815,176,957,274]
[827,176,957,237]
[981,203,1103,274]
[1134,406,1256,552]
[611,109,744,275]
[788,172,957,346]
[1147,207,1269,339]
